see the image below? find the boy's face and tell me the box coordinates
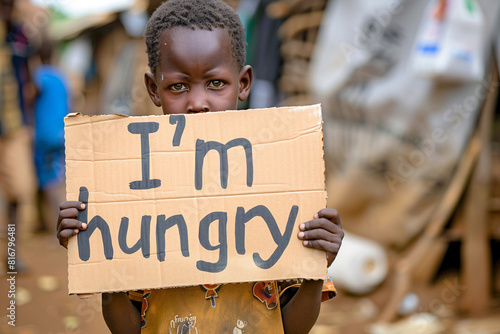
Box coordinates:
[145,27,252,115]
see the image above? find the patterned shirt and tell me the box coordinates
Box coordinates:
[129,278,336,333]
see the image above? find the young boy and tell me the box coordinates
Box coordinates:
[57,1,344,333]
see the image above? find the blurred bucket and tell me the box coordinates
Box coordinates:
[328,232,388,295]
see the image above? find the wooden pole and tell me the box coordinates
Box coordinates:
[460,62,498,314]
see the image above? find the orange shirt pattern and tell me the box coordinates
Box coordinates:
[129,278,336,333]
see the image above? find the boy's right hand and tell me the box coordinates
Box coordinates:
[57,201,87,248]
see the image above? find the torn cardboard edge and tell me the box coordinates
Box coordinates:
[74,269,328,297]
[66,104,323,119]
[66,104,328,295]
[75,274,329,299]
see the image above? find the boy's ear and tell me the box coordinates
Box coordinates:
[145,71,162,107]
[238,65,253,102]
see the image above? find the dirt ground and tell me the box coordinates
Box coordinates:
[0,232,109,334]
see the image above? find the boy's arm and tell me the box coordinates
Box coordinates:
[280,280,323,334]
[102,292,141,334]
[281,208,343,334]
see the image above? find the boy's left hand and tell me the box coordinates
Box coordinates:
[298,208,344,267]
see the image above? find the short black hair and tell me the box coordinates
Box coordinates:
[144,0,246,75]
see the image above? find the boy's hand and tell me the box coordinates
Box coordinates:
[57,201,87,248]
[298,208,344,267]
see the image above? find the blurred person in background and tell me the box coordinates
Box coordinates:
[33,38,70,233]
[0,0,37,272]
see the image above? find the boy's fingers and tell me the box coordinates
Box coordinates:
[316,208,342,228]
[58,208,79,221]
[58,229,75,240]
[56,202,87,248]
[302,239,342,254]
[57,208,80,229]
[57,202,86,227]
[58,228,79,248]
[57,218,87,234]
[59,201,86,211]
[298,228,342,242]
[57,218,78,233]
[301,218,342,234]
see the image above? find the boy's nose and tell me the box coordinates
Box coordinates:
[187,90,210,113]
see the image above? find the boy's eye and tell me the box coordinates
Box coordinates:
[208,80,224,88]
[170,83,186,91]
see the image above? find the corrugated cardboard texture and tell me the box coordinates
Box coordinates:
[65,105,327,294]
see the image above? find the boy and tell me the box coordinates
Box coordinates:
[57,1,344,333]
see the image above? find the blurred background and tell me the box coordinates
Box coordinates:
[0,0,499,333]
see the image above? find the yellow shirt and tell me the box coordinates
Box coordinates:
[130,279,336,333]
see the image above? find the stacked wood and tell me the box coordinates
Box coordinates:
[267,0,328,107]
[377,63,499,322]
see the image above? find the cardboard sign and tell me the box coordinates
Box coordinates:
[65,105,327,294]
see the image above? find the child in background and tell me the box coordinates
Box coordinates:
[0,0,37,273]
[57,1,344,333]
[34,40,70,231]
